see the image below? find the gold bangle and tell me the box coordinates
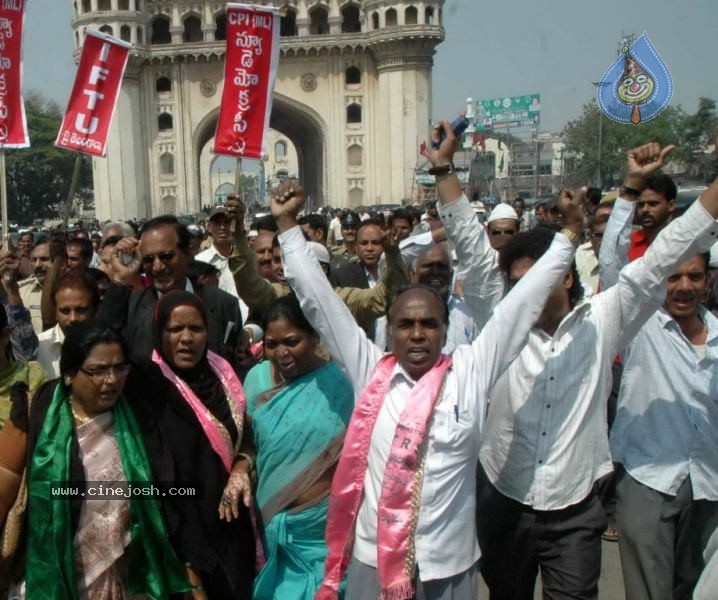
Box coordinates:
[234,453,254,471]
[560,228,581,247]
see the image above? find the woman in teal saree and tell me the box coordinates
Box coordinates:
[243,295,354,600]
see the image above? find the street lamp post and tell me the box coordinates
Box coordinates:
[592,81,603,190]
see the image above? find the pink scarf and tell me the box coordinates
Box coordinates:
[152,349,244,471]
[151,349,266,569]
[316,354,452,600]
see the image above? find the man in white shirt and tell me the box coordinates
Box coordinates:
[575,201,613,295]
[327,208,344,247]
[469,143,718,599]
[600,182,718,600]
[275,121,583,600]
[195,205,248,324]
[38,269,99,377]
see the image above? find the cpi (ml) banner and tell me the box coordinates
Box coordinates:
[0,0,28,148]
[55,30,131,157]
[214,3,280,158]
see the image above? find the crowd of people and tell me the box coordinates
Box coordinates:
[0,120,713,600]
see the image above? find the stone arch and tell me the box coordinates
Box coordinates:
[99,24,113,36]
[151,15,171,44]
[385,8,398,27]
[98,0,111,10]
[341,3,361,33]
[345,66,361,86]
[161,195,176,214]
[120,24,131,42]
[156,76,171,93]
[371,11,379,29]
[309,5,329,35]
[82,0,91,12]
[183,14,203,43]
[158,112,173,131]
[425,6,435,24]
[192,94,327,210]
[347,144,362,167]
[119,0,129,9]
[159,152,174,175]
[280,7,297,36]
[405,6,418,25]
[215,12,227,41]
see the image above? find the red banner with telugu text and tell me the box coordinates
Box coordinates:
[214,3,280,159]
[55,30,131,157]
[0,0,28,148]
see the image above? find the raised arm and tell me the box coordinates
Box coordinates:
[274,182,383,392]
[469,195,583,393]
[226,197,279,320]
[599,142,675,289]
[0,252,38,361]
[598,143,718,354]
[597,198,634,290]
[429,120,505,328]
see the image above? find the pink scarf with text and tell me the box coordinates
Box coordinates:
[315,353,452,600]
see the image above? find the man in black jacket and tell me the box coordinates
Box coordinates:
[98,215,242,368]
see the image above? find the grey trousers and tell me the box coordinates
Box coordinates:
[346,558,479,600]
[615,466,718,600]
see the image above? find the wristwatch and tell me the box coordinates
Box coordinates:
[428,163,456,177]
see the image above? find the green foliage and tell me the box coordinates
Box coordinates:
[562,98,717,187]
[4,91,93,224]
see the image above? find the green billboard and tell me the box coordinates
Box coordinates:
[476,94,540,130]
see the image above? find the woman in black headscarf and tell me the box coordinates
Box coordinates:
[124,290,258,598]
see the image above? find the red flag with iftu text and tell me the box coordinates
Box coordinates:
[214,3,280,158]
[55,30,131,157]
[0,0,29,148]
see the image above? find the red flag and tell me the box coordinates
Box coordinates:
[419,141,428,157]
[55,30,130,157]
[214,3,280,158]
[0,0,29,148]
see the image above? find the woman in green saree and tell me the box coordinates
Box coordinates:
[242,294,354,600]
[0,320,189,599]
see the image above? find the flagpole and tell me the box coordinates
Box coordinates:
[0,150,7,246]
[234,157,243,198]
[62,154,83,230]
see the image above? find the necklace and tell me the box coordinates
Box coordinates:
[69,401,92,425]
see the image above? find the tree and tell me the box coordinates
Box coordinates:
[562,99,685,188]
[4,91,93,224]
[671,97,718,181]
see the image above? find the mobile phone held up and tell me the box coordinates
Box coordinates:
[432,115,470,149]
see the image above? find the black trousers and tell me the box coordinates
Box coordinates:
[476,467,607,600]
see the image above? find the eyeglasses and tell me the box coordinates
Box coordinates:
[591,231,604,239]
[79,364,131,382]
[141,251,176,267]
[490,229,516,236]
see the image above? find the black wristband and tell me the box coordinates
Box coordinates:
[621,185,643,197]
[428,163,455,177]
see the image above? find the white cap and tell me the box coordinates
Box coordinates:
[307,241,331,265]
[471,200,486,213]
[247,229,258,239]
[487,203,519,224]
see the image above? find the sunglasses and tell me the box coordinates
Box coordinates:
[141,251,176,267]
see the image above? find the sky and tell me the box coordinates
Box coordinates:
[22,0,718,135]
